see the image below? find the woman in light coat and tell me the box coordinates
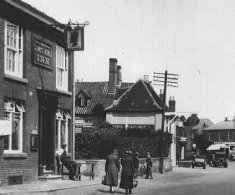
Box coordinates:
[105,149,120,193]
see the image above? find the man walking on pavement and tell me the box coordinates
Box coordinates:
[145,152,153,179]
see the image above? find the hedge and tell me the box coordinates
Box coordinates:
[75,125,172,159]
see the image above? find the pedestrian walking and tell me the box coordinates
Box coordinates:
[145,151,153,179]
[105,149,120,193]
[119,150,135,194]
[133,152,140,179]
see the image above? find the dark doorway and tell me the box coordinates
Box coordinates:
[38,91,58,174]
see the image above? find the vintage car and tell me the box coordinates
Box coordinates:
[229,148,235,160]
[192,157,206,169]
[206,144,228,168]
[209,152,228,168]
[230,151,235,161]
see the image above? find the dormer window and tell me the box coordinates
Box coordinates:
[81,98,85,106]
[76,96,89,107]
[76,90,91,107]
[76,98,86,107]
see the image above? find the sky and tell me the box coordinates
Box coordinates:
[23,0,235,123]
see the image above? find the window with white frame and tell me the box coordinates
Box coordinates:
[84,117,93,127]
[3,99,25,153]
[56,45,68,91]
[55,109,71,150]
[4,20,23,78]
[219,131,226,141]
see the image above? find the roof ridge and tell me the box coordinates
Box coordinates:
[105,81,137,110]
[140,80,162,110]
[7,0,62,25]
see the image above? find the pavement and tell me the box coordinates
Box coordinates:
[0,175,102,195]
[0,167,201,195]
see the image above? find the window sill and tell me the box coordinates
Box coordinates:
[3,152,27,159]
[56,89,72,96]
[84,125,93,127]
[4,74,28,84]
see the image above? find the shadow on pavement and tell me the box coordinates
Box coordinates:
[97,189,126,194]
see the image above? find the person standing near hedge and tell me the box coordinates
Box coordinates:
[145,152,153,179]
[133,152,140,179]
[105,149,120,193]
[119,150,135,194]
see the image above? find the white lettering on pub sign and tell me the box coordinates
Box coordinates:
[33,38,52,68]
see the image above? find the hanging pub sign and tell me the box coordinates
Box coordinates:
[66,26,84,51]
[32,38,52,69]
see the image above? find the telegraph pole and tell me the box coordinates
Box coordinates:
[153,70,178,174]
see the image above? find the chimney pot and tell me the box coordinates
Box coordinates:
[117,65,122,87]
[143,75,149,82]
[159,89,164,101]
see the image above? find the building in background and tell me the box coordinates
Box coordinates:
[74,58,133,130]
[105,78,185,165]
[192,119,214,138]
[203,117,235,158]
[0,0,74,185]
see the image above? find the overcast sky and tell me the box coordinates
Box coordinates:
[24,0,235,123]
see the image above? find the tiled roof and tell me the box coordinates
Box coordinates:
[203,120,235,131]
[105,79,168,113]
[192,119,214,131]
[5,0,62,26]
[75,82,133,115]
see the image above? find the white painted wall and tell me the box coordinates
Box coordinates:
[106,112,162,130]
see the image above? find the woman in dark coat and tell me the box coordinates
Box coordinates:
[105,149,120,193]
[119,150,135,194]
[133,152,140,179]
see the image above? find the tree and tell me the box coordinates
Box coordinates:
[194,134,213,155]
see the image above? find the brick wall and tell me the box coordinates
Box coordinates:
[76,157,172,178]
[0,8,73,186]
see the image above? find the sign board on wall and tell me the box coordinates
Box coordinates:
[180,137,188,142]
[112,124,154,130]
[32,38,52,69]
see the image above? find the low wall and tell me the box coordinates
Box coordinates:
[77,157,172,177]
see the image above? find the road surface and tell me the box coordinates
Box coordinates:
[64,161,235,195]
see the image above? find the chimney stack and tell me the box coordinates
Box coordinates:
[169,96,176,112]
[117,65,122,87]
[143,75,149,82]
[159,89,164,102]
[108,58,118,93]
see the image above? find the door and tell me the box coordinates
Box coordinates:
[38,92,58,174]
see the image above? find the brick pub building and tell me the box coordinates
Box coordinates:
[0,0,74,185]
